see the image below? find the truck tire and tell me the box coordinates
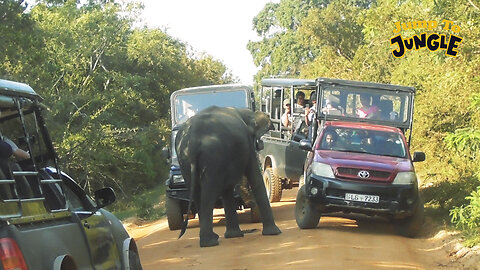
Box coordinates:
[263,168,282,202]
[295,185,321,229]
[394,198,424,237]
[129,249,143,270]
[166,196,183,230]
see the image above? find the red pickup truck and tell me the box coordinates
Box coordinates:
[295,78,426,237]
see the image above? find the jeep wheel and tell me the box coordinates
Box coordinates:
[128,249,143,270]
[394,198,424,238]
[263,168,282,202]
[166,196,183,230]
[295,185,320,229]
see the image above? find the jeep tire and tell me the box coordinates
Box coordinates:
[295,185,321,229]
[263,167,282,203]
[166,196,183,230]
[128,249,143,270]
[394,198,424,237]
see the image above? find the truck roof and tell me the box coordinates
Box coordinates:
[316,77,415,93]
[0,79,41,99]
[261,78,316,88]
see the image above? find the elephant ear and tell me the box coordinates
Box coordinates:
[253,111,273,139]
[236,109,273,139]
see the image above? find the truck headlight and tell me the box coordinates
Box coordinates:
[393,172,417,185]
[172,175,184,184]
[311,162,335,178]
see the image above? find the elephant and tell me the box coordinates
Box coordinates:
[175,106,282,247]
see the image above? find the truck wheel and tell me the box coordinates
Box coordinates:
[295,185,320,229]
[394,198,424,237]
[166,196,183,230]
[263,168,282,202]
[129,249,143,270]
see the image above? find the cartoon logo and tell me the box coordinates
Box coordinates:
[390,20,463,58]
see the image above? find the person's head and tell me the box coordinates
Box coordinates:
[296,91,305,106]
[360,94,371,107]
[324,132,337,147]
[283,99,291,111]
[310,92,317,104]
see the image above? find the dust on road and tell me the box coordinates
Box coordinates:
[126,188,479,270]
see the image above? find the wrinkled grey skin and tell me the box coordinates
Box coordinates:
[175,106,281,247]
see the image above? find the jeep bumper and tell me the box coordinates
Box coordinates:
[306,174,419,218]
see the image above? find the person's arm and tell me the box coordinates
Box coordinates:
[0,140,13,158]
[4,138,30,160]
[281,113,290,127]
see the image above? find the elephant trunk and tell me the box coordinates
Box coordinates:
[179,161,197,239]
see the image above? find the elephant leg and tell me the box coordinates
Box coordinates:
[246,155,281,236]
[198,179,219,247]
[222,188,244,238]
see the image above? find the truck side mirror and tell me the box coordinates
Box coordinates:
[299,139,312,151]
[94,187,116,208]
[412,151,426,162]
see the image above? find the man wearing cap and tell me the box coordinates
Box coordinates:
[281,99,292,127]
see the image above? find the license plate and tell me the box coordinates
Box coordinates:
[345,193,380,203]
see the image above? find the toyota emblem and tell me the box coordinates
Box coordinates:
[358,170,370,178]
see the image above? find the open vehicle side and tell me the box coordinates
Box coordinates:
[0,79,141,270]
[295,77,426,237]
[163,84,259,230]
[257,78,316,202]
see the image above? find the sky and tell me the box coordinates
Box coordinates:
[136,0,278,85]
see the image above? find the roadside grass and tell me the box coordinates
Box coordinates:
[421,178,480,247]
[110,184,167,222]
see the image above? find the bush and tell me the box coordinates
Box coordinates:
[450,186,480,247]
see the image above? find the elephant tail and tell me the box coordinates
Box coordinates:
[178,161,197,239]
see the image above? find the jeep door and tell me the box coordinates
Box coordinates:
[44,172,122,270]
[60,176,122,269]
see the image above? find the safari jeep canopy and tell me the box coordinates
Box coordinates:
[315,77,415,131]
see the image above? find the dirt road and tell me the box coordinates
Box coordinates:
[127,188,478,270]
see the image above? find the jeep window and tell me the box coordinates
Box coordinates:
[0,108,52,168]
[321,87,410,123]
[174,90,248,125]
[317,126,407,158]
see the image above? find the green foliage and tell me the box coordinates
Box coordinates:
[111,184,166,221]
[450,186,480,247]
[1,0,233,200]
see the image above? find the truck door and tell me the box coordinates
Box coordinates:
[61,179,121,270]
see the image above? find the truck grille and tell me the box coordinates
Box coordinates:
[336,167,391,182]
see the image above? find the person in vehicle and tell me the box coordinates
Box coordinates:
[294,91,306,112]
[0,110,30,160]
[321,131,338,150]
[322,99,342,115]
[305,92,317,126]
[281,99,292,127]
[356,94,379,119]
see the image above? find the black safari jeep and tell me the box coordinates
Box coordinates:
[295,77,426,237]
[0,79,142,270]
[163,84,260,230]
[257,78,316,202]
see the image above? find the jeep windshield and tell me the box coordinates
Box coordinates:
[171,85,251,126]
[317,126,407,158]
[316,78,415,131]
